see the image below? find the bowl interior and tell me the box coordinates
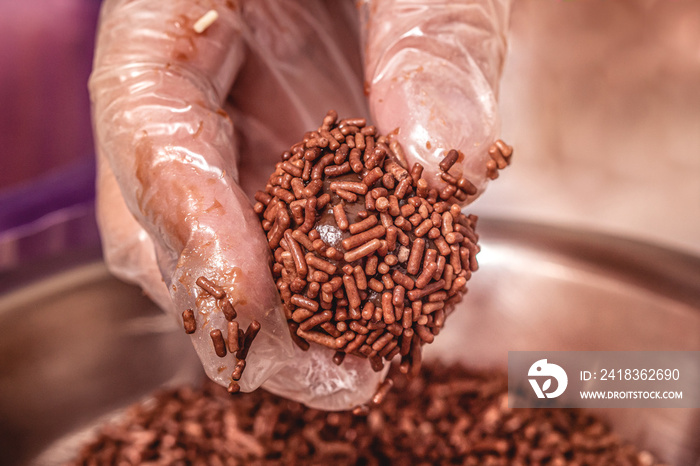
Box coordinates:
[0,219,698,465]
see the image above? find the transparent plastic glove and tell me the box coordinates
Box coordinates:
[364,0,511,198]
[90,0,509,410]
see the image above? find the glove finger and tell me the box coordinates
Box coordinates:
[96,150,173,314]
[263,345,388,411]
[90,0,295,392]
[364,0,511,202]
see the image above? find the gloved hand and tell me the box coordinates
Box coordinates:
[89,0,510,410]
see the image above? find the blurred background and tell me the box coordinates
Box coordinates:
[0,0,101,270]
[476,0,700,257]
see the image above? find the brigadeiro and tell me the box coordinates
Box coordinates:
[254,110,513,379]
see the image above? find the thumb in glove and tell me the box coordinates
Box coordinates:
[364,0,511,197]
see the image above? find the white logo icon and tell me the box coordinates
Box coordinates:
[528,359,568,398]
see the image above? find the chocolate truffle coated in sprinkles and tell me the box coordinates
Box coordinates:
[256,110,513,380]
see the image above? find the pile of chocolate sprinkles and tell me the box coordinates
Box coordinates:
[182,276,261,394]
[254,110,513,375]
[70,362,662,465]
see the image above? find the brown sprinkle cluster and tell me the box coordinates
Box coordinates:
[486,139,513,180]
[70,362,663,465]
[255,110,512,375]
[182,276,261,394]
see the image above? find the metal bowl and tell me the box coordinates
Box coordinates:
[0,219,698,465]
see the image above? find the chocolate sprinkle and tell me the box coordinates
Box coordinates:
[486,139,513,180]
[209,329,227,358]
[195,276,225,299]
[70,362,663,465]
[185,275,259,387]
[181,309,196,334]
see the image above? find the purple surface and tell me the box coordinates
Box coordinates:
[0,158,95,231]
[0,0,103,270]
[0,158,100,271]
[0,0,101,190]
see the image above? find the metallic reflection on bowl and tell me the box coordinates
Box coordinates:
[0,220,698,465]
[0,249,203,466]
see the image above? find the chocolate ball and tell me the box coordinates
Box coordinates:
[255,110,510,374]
